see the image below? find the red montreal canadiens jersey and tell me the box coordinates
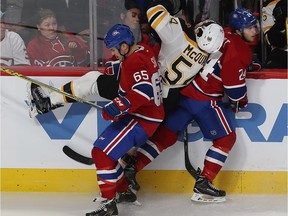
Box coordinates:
[27,34,88,67]
[181,31,252,101]
[119,44,164,136]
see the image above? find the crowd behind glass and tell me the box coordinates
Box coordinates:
[0,0,287,69]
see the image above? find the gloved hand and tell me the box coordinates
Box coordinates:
[104,60,121,76]
[102,97,131,120]
[248,60,262,72]
[144,0,174,14]
[230,95,248,113]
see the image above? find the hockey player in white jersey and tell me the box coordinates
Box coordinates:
[143,1,224,113]
[123,0,225,192]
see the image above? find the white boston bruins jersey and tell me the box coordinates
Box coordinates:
[147,4,208,97]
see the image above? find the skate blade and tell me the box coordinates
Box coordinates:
[117,199,142,206]
[132,200,142,206]
[191,193,226,203]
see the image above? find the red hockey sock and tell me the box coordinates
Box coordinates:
[92,147,118,199]
[135,125,178,171]
[202,132,236,182]
[116,174,129,193]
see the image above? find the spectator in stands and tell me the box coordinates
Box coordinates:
[26,8,89,67]
[119,0,142,42]
[102,0,142,64]
[3,0,23,28]
[0,11,30,66]
[139,16,160,59]
[195,0,211,24]
[0,0,33,44]
[262,0,287,68]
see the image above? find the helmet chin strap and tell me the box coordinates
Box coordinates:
[118,45,131,59]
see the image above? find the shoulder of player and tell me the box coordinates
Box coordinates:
[222,32,252,63]
[130,44,154,60]
[147,4,168,20]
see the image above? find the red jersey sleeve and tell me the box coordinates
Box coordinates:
[220,33,253,100]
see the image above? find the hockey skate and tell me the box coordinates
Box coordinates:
[27,83,62,117]
[122,154,140,192]
[116,188,141,206]
[86,198,118,216]
[191,173,226,203]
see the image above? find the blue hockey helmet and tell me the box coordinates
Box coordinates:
[229,8,257,31]
[104,24,135,49]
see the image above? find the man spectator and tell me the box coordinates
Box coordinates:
[0,11,30,66]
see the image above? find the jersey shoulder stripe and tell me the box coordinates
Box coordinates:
[147,5,168,30]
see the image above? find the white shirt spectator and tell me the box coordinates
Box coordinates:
[0,29,30,66]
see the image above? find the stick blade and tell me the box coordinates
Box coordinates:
[62,146,94,165]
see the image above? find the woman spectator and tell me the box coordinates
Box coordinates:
[26,8,89,67]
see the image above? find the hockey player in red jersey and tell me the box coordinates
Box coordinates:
[124,7,259,203]
[29,24,164,216]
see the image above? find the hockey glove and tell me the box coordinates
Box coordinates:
[102,97,131,120]
[105,60,121,77]
[230,96,248,113]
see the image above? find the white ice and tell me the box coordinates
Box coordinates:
[1,192,287,216]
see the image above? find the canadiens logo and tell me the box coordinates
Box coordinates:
[210,130,217,136]
[112,30,120,36]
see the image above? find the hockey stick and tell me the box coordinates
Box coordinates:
[62,146,94,165]
[0,66,103,110]
[183,127,198,179]
[64,127,201,169]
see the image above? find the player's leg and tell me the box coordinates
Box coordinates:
[124,99,193,191]
[191,99,236,202]
[87,147,119,216]
[28,71,119,115]
[86,117,149,215]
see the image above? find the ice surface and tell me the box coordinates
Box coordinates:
[1,192,287,216]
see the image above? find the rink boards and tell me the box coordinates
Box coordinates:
[0,67,287,194]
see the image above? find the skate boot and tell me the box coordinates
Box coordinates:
[116,188,141,205]
[191,173,226,203]
[27,83,62,116]
[86,198,118,216]
[122,154,140,192]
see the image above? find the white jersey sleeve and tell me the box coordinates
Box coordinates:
[0,30,30,66]
[147,4,208,97]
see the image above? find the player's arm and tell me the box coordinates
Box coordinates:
[221,57,249,113]
[102,57,161,120]
[146,4,182,44]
